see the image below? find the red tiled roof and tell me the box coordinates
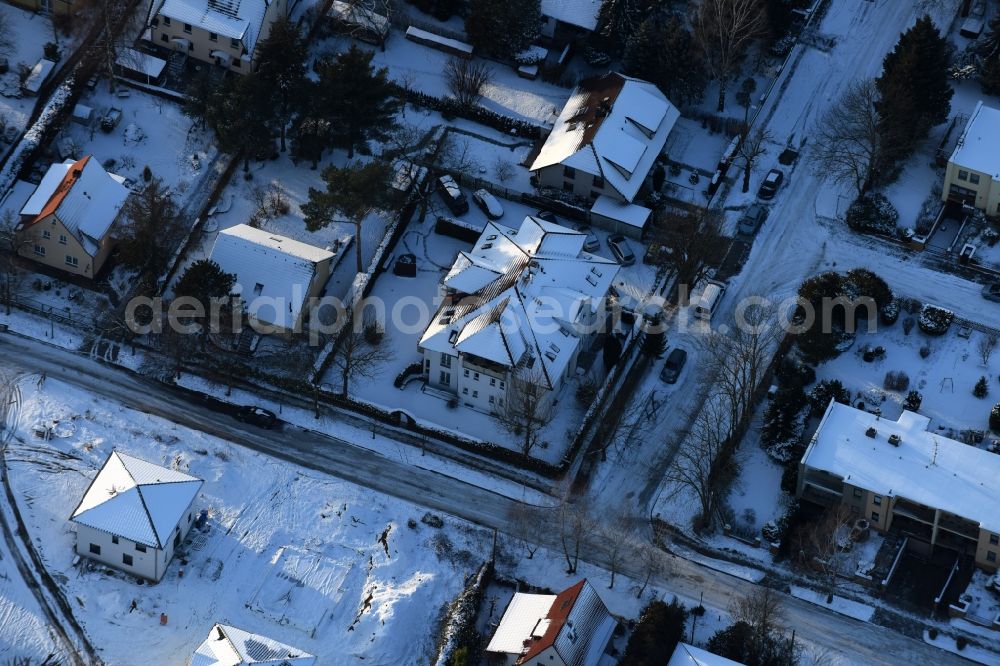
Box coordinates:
[517,580,586,664]
[31,155,90,225]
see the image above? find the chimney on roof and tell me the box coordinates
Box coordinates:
[888,433,901,447]
[72,168,83,179]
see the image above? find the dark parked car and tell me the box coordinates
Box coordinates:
[437,175,468,215]
[608,234,635,266]
[758,169,784,200]
[737,204,767,235]
[983,283,1000,302]
[659,348,688,384]
[393,253,417,277]
[236,406,278,429]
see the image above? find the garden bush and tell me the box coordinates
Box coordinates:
[918,304,954,335]
[808,380,851,414]
[975,376,990,399]
[846,192,899,235]
[956,636,967,651]
[904,390,923,412]
[884,371,910,392]
[992,403,1000,432]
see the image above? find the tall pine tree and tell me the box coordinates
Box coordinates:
[255,17,307,152]
[465,0,540,58]
[980,15,1000,95]
[623,14,705,105]
[875,15,953,174]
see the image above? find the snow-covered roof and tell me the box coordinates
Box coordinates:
[115,47,167,78]
[541,0,600,30]
[949,100,1000,179]
[419,216,618,388]
[590,195,652,229]
[486,580,615,665]
[803,402,1000,533]
[23,59,55,94]
[192,624,316,666]
[529,73,679,203]
[19,157,129,255]
[210,224,334,330]
[70,451,203,549]
[156,0,272,56]
[668,643,745,666]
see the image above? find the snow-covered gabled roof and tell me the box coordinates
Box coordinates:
[668,643,745,666]
[419,217,617,386]
[540,0,600,30]
[803,402,1000,533]
[949,100,1000,179]
[486,592,557,655]
[192,623,316,666]
[210,224,335,330]
[590,195,652,230]
[70,451,202,549]
[529,73,680,202]
[156,0,272,56]
[19,157,129,255]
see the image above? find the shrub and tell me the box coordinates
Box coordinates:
[43,42,61,61]
[775,356,816,389]
[902,316,915,335]
[844,268,894,310]
[928,627,938,640]
[918,304,954,335]
[992,404,1000,432]
[761,386,808,462]
[884,371,910,392]
[575,378,598,406]
[808,380,851,414]
[975,376,990,399]
[904,390,923,412]
[880,299,899,325]
[846,193,899,235]
[393,361,424,389]
[363,320,384,345]
[919,345,931,358]
[142,165,152,182]
[621,599,687,665]
[956,636,967,651]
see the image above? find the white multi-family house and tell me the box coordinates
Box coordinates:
[667,643,745,666]
[209,224,336,334]
[529,72,679,236]
[485,580,617,666]
[798,401,1000,572]
[149,0,287,72]
[191,623,316,665]
[70,451,203,582]
[942,100,1000,215]
[418,216,619,413]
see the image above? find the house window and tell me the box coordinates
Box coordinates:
[42,230,51,239]
[489,395,495,404]
[59,234,67,244]
[592,175,604,189]
[873,495,882,506]
[989,551,997,562]
[490,378,496,386]
[958,170,969,181]
[871,511,880,522]
[34,245,45,256]
[89,543,101,555]
[463,369,469,378]
[112,535,119,544]
[122,553,133,566]
[462,387,468,394]
[424,359,430,373]
[853,488,862,498]
[473,372,480,381]
[439,371,450,385]
[991,534,999,546]
[233,59,241,69]
[65,255,78,268]
[969,173,981,185]
[183,22,192,33]
[230,37,240,49]
[472,390,478,398]
[563,166,575,179]
[441,354,451,368]
[209,32,218,41]
[163,16,170,25]
[562,181,573,192]
[161,34,168,42]
[253,282,264,296]
[136,544,147,553]
[499,381,505,389]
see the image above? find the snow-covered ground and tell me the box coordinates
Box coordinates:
[0,4,58,137]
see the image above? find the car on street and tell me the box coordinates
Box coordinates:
[758,169,784,200]
[236,406,278,429]
[737,204,768,235]
[436,175,468,215]
[473,189,504,219]
[582,229,600,253]
[660,348,688,384]
[608,234,635,265]
[983,283,1000,302]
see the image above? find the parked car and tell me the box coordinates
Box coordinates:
[236,406,278,429]
[757,169,784,200]
[473,189,504,219]
[694,281,726,321]
[737,204,767,235]
[535,210,557,223]
[983,283,1000,302]
[659,348,688,384]
[436,175,468,215]
[608,234,635,266]
[582,229,600,253]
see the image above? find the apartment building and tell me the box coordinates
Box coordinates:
[942,100,1000,215]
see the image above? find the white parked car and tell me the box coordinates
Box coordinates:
[473,189,504,219]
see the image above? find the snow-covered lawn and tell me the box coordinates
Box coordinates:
[440,128,535,194]
[0,4,57,137]
[6,378,491,664]
[814,322,1000,435]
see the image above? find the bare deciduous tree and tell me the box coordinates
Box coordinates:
[0,13,13,58]
[978,333,998,366]
[814,78,884,196]
[557,499,594,574]
[331,324,394,397]
[790,504,856,594]
[505,502,543,559]
[636,537,667,598]
[445,57,492,109]
[491,368,554,457]
[0,210,29,315]
[649,207,723,305]
[730,586,785,659]
[692,0,765,112]
[662,393,728,529]
[735,126,772,193]
[595,509,638,588]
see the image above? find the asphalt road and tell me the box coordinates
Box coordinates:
[0,331,974,665]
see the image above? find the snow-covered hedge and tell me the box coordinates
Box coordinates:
[397,86,540,138]
[846,192,899,235]
[918,304,954,336]
[433,560,493,666]
[0,74,75,196]
[514,45,547,65]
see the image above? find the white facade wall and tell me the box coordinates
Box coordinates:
[535,165,623,202]
[74,497,198,581]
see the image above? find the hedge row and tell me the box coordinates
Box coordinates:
[396,85,542,139]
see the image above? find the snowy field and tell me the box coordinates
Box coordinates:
[0,4,57,138]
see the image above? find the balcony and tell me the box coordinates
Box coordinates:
[937,514,979,542]
[893,499,935,525]
[801,481,842,506]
